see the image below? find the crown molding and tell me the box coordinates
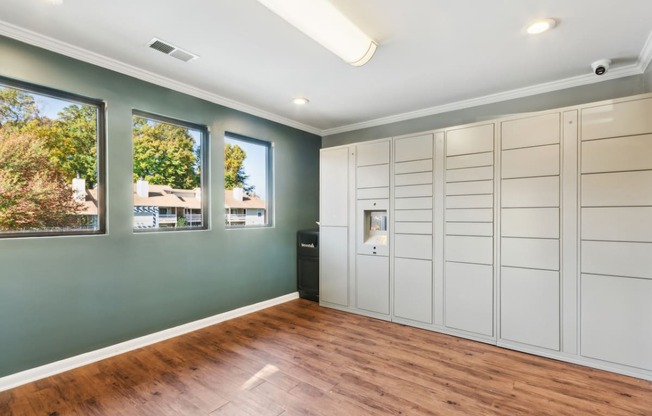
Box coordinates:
[637,29,652,73]
[2,20,651,139]
[322,63,644,136]
[0,20,322,136]
[322,30,652,136]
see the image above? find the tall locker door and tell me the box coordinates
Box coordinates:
[393,133,434,325]
[499,113,561,351]
[444,124,495,338]
[320,147,351,307]
[320,226,349,306]
[580,97,652,372]
[357,255,390,314]
[355,140,391,317]
[320,147,349,227]
[394,257,432,323]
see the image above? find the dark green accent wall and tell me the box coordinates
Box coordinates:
[0,35,321,378]
[323,74,647,147]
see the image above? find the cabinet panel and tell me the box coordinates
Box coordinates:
[446,222,493,237]
[395,184,432,198]
[446,166,494,183]
[581,274,652,371]
[319,226,349,306]
[394,258,433,323]
[582,134,652,173]
[320,148,349,227]
[395,159,433,174]
[446,124,494,156]
[445,262,493,336]
[446,180,493,196]
[395,197,433,210]
[502,176,559,207]
[446,194,493,209]
[502,113,560,150]
[582,97,652,141]
[445,236,493,265]
[582,171,652,207]
[446,208,493,223]
[446,152,493,169]
[582,207,652,242]
[395,234,433,260]
[502,145,560,179]
[357,164,389,189]
[395,172,433,186]
[395,134,433,162]
[501,238,559,271]
[357,187,390,200]
[356,255,389,315]
[395,209,432,222]
[501,208,559,239]
[582,241,652,279]
[501,267,560,350]
[356,140,390,166]
[394,222,433,235]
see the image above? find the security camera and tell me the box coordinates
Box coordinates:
[591,59,611,76]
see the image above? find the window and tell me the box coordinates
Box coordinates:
[0,77,105,237]
[224,134,273,228]
[132,111,208,232]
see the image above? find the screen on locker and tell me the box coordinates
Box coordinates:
[364,210,387,245]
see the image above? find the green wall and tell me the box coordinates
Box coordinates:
[323,73,647,147]
[645,61,652,92]
[0,36,321,378]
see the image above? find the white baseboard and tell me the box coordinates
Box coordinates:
[0,292,300,392]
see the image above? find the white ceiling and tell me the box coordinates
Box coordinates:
[0,0,651,136]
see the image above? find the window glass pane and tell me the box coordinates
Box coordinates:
[0,81,103,236]
[224,135,272,227]
[132,113,207,231]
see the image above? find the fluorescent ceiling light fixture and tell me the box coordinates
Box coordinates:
[293,97,309,105]
[258,0,377,66]
[526,18,557,35]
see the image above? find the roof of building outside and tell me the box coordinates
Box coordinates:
[224,189,266,210]
[77,184,265,214]
[172,189,203,210]
[133,183,202,209]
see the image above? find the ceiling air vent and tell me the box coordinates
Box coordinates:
[148,38,198,63]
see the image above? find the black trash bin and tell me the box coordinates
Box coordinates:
[297,229,319,301]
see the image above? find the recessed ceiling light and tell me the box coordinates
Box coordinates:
[48,0,64,5]
[526,18,557,35]
[293,97,309,105]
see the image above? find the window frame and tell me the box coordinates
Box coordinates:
[131,110,209,233]
[224,133,274,229]
[0,75,106,239]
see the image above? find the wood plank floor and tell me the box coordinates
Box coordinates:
[1,299,651,415]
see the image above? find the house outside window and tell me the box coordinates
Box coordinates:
[224,134,273,228]
[132,111,208,231]
[0,77,105,237]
